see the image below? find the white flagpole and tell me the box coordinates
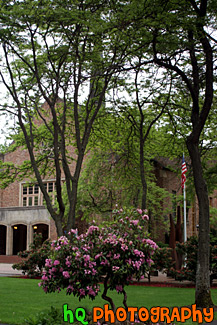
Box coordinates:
[183,181,187,242]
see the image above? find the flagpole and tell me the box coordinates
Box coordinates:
[182,153,187,242]
[183,181,187,242]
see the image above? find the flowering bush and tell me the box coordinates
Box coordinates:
[39,208,158,311]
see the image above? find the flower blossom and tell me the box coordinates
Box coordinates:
[142,214,149,221]
[63,271,70,278]
[87,225,99,235]
[45,258,52,267]
[68,228,78,236]
[130,219,139,226]
[116,285,123,293]
[113,253,120,259]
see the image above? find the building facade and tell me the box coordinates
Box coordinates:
[0,147,57,256]
[1,144,215,257]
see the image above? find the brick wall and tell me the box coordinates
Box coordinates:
[1,148,30,207]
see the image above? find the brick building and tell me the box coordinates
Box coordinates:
[0,146,58,256]
[1,142,213,258]
[152,158,199,242]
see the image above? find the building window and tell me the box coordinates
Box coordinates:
[21,182,56,207]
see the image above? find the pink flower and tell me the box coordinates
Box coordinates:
[87,286,96,296]
[146,258,154,266]
[79,288,86,296]
[53,260,60,266]
[121,244,128,251]
[132,260,141,270]
[69,228,78,236]
[100,260,109,266]
[83,255,90,262]
[143,238,158,250]
[113,253,120,259]
[131,219,139,226]
[42,274,48,280]
[42,286,48,293]
[126,258,132,265]
[63,271,70,278]
[67,285,74,293]
[45,259,52,267]
[116,285,123,293]
[142,214,149,221]
[87,225,99,235]
[112,266,120,271]
[137,208,143,214]
[84,269,91,274]
[95,252,103,259]
[134,249,140,256]
[65,257,71,267]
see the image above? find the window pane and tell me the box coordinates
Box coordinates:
[29,186,33,194]
[23,186,27,195]
[34,197,39,206]
[48,182,53,193]
[29,197,33,206]
[23,197,27,206]
[34,184,39,194]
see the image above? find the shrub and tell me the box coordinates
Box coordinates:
[12,233,51,278]
[168,236,217,284]
[151,246,174,273]
[39,208,158,311]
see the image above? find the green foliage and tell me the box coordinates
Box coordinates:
[12,233,51,278]
[77,110,172,223]
[169,235,217,285]
[24,306,64,325]
[151,246,174,273]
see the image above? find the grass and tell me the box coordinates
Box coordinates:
[0,277,216,324]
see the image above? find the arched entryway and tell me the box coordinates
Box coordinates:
[13,224,27,255]
[32,223,49,244]
[0,225,7,255]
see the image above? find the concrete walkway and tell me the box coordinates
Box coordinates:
[0,263,193,285]
[0,263,23,277]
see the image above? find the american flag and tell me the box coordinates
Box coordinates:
[181,155,187,189]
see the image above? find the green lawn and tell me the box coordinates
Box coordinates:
[0,277,216,324]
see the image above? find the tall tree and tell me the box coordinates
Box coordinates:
[77,110,170,223]
[0,0,133,236]
[111,56,173,210]
[148,0,216,307]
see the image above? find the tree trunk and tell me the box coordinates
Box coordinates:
[140,140,147,210]
[186,138,213,307]
[55,218,64,237]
